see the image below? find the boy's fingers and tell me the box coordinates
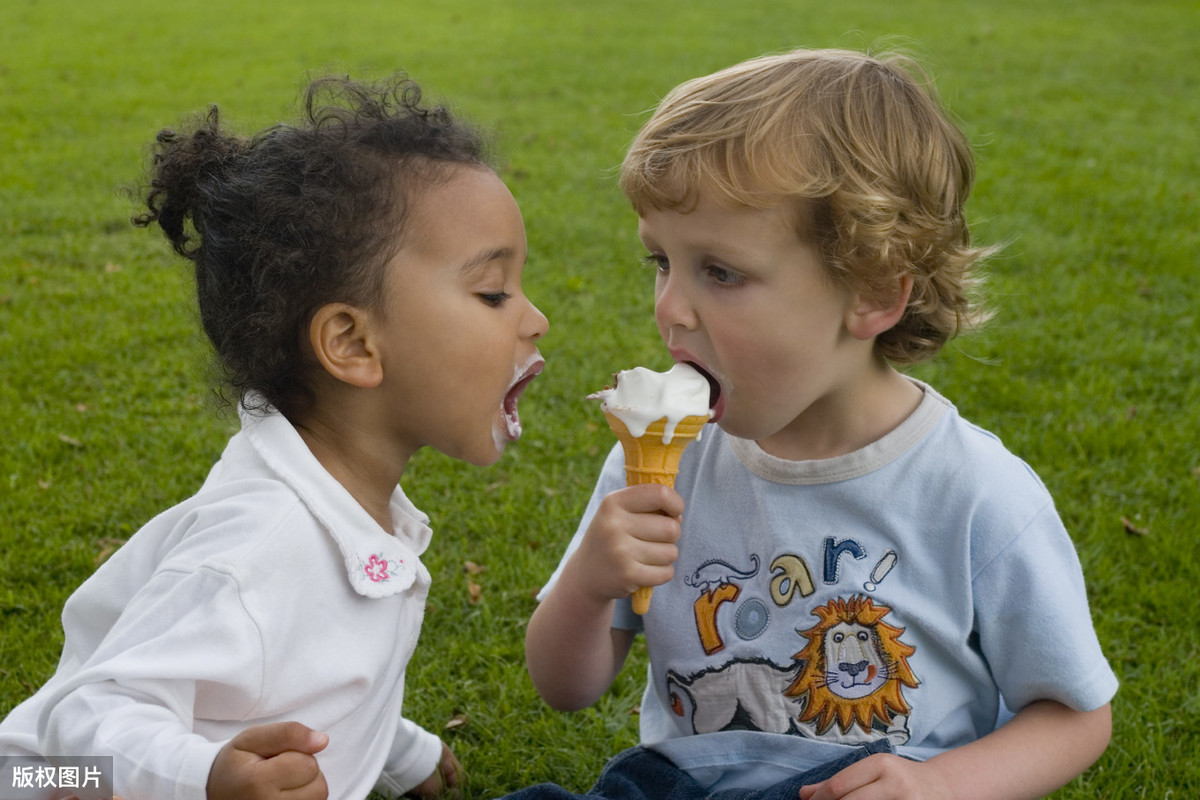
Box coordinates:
[616,484,685,517]
[231,721,329,758]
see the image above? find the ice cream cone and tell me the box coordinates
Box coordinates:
[603,410,709,614]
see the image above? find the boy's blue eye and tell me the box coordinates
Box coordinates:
[479,292,511,307]
[707,265,745,287]
[642,254,669,273]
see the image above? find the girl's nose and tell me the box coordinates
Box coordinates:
[524,296,549,340]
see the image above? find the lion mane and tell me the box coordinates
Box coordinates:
[784,595,918,735]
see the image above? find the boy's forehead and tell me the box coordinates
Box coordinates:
[636,191,816,236]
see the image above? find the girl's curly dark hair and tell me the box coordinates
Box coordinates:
[134,75,490,419]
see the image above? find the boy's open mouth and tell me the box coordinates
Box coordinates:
[686,361,723,421]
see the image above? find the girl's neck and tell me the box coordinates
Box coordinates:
[294,409,411,534]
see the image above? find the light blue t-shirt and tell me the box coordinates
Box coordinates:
[546,382,1117,790]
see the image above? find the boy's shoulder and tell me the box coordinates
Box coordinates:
[921,385,1050,494]
[684,380,1052,509]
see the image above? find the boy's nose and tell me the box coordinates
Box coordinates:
[654,273,697,331]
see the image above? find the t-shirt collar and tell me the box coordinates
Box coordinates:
[728,379,950,485]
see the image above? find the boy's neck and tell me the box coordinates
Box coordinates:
[756,364,923,462]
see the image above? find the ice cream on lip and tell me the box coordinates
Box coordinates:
[668,351,725,423]
[588,362,713,444]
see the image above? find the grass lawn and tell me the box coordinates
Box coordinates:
[2,0,1197,797]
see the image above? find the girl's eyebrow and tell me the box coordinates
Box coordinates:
[459,246,515,276]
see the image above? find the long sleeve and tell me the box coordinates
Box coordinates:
[40,567,263,800]
[373,716,443,797]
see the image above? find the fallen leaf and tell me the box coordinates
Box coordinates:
[1121,516,1149,537]
[37,479,51,490]
[444,712,469,730]
[467,580,483,605]
[104,262,123,273]
[95,537,127,566]
[57,433,82,447]
[462,561,486,575]
[628,705,641,716]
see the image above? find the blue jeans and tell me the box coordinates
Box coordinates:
[498,740,895,800]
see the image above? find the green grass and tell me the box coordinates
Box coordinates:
[2,0,1197,797]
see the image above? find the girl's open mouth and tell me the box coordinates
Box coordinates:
[501,355,544,441]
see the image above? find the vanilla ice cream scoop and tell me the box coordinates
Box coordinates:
[589,363,712,444]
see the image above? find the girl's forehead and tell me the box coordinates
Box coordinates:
[384,165,525,276]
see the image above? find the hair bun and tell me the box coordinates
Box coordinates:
[134,107,244,259]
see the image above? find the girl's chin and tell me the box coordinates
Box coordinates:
[489,419,518,459]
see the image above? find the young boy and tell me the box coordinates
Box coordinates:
[520,49,1116,799]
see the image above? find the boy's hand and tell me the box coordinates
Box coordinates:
[573,484,684,602]
[207,721,329,800]
[798,753,951,800]
[405,740,464,799]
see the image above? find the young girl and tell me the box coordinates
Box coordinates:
[0,76,548,800]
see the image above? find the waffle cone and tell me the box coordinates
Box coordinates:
[602,412,709,487]
[602,411,709,614]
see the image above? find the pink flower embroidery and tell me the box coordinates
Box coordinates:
[364,554,390,583]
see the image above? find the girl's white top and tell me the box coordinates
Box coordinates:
[0,398,442,800]
[590,363,712,443]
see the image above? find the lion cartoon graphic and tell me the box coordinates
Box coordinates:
[785,595,918,742]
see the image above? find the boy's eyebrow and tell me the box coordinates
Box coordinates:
[458,247,514,276]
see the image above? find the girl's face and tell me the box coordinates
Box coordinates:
[641,194,882,459]
[374,165,547,466]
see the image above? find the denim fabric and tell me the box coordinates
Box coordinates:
[497,739,894,800]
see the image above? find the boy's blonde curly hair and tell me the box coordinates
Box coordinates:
[620,48,993,364]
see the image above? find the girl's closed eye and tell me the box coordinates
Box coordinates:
[479,291,512,307]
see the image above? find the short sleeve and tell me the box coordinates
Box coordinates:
[972,503,1118,712]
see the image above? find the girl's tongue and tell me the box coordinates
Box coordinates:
[501,356,544,440]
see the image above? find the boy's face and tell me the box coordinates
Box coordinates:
[640,195,879,458]
[372,165,547,466]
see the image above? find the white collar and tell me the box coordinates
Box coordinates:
[237,397,432,599]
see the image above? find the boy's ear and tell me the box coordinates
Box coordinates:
[845,274,914,341]
[308,303,383,389]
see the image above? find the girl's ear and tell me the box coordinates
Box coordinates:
[845,274,914,342]
[308,303,384,389]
